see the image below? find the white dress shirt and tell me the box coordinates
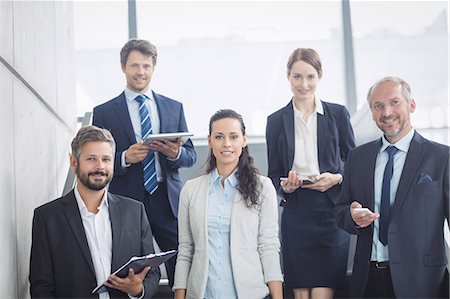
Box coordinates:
[74,185,112,299]
[371,128,415,262]
[291,97,323,178]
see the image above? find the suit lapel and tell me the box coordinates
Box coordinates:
[114,93,136,144]
[391,132,427,218]
[154,92,167,133]
[108,193,123,269]
[316,107,328,171]
[282,103,295,169]
[61,191,96,275]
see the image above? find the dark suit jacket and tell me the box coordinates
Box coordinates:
[336,132,450,298]
[92,92,196,217]
[265,100,355,204]
[29,191,161,298]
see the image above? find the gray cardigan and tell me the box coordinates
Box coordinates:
[173,174,283,298]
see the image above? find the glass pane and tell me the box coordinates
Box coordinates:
[350,1,448,144]
[136,1,344,136]
[73,1,129,116]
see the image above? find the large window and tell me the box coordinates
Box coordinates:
[74,1,344,137]
[350,1,448,144]
[73,1,448,144]
[73,1,129,115]
[136,1,344,136]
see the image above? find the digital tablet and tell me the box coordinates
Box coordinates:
[143,132,193,144]
[280,177,314,184]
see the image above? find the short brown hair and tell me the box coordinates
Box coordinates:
[71,125,115,159]
[120,39,158,67]
[287,48,322,78]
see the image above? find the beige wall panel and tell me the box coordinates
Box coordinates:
[1,1,76,298]
[0,1,13,63]
[55,1,77,127]
[13,1,57,110]
[14,82,59,299]
[0,64,18,299]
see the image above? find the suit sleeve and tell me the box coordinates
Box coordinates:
[444,151,449,225]
[29,209,56,298]
[173,182,194,290]
[139,204,161,298]
[337,105,356,166]
[258,178,284,283]
[165,104,196,170]
[335,149,360,235]
[265,116,285,197]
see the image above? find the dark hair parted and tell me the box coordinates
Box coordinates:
[207,109,261,207]
[120,39,158,67]
[71,125,116,159]
[287,48,323,78]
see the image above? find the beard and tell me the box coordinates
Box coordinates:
[383,125,402,139]
[380,115,406,139]
[76,168,112,191]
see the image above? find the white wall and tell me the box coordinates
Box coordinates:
[0,1,76,298]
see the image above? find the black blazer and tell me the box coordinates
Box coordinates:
[93,91,197,217]
[29,191,161,298]
[336,132,449,298]
[266,100,355,204]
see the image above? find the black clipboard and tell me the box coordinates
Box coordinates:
[92,249,177,294]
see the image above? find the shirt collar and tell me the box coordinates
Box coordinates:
[380,128,415,154]
[74,183,109,215]
[124,88,154,102]
[209,168,238,188]
[292,96,324,117]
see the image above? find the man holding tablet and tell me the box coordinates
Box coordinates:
[93,39,197,287]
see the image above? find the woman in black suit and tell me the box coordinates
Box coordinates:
[265,48,355,299]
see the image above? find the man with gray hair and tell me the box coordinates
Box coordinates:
[29,125,160,298]
[336,77,449,298]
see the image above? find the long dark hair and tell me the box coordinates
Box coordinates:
[206,109,261,207]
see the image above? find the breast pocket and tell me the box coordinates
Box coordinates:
[413,180,440,199]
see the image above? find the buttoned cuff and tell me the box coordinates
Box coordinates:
[128,286,145,299]
[121,150,132,168]
[167,146,182,161]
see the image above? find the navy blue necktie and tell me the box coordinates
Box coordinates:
[379,146,399,246]
[135,95,158,195]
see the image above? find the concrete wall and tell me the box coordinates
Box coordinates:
[0,1,76,298]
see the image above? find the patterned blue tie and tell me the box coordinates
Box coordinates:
[379,146,398,246]
[136,95,158,195]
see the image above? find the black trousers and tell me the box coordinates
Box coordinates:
[363,262,396,298]
[142,182,178,288]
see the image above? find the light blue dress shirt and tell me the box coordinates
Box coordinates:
[371,129,415,262]
[122,88,181,183]
[123,88,163,182]
[205,169,238,299]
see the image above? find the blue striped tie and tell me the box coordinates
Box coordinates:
[379,146,398,246]
[136,95,158,195]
